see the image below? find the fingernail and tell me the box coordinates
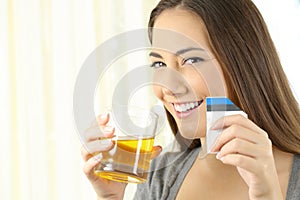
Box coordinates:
[98,138,113,146]
[216,153,221,160]
[99,113,108,120]
[103,126,114,132]
[93,153,102,162]
[155,146,163,153]
[210,146,216,152]
[210,122,219,130]
[158,146,163,152]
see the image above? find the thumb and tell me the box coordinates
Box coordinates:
[151,145,162,159]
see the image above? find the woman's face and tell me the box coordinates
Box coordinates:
[150,8,227,139]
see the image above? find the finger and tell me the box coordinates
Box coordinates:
[84,139,114,155]
[96,113,116,138]
[218,154,259,174]
[151,146,162,159]
[89,113,109,127]
[81,145,93,162]
[217,138,261,159]
[211,124,267,152]
[84,125,115,142]
[96,113,110,125]
[83,153,103,180]
[211,114,268,137]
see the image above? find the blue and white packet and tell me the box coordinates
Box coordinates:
[206,97,248,154]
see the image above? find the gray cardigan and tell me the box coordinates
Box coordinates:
[134,147,300,200]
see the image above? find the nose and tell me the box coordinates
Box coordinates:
[154,67,188,98]
[161,84,187,97]
[162,87,174,96]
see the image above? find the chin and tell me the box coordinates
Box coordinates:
[178,125,205,139]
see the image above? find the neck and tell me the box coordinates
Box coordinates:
[196,138,235,173]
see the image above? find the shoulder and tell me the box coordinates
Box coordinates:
[134,147,200,200]
[148,146,200,184]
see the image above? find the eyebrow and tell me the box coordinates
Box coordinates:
[149,51,163,58]
[149,47,204,58]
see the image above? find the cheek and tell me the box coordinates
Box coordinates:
[194,61,227,96]
[186,72,210,96]
[177,104,207,139]
[153,85,162,100]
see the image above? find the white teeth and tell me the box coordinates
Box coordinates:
[174,101,202,113]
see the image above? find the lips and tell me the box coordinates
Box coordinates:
[173,100,203,112]
[172,100,203,119]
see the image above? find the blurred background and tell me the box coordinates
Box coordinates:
[0,0,299,200]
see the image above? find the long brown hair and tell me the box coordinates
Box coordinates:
[148,0,300,154]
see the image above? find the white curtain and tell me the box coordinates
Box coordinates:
[0,1,159,200]
[0,0,299,200]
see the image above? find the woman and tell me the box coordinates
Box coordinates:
[81,0,300,199]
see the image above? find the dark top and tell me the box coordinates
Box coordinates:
[134,147,300,200]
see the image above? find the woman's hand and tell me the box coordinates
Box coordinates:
[81,113,162,200]
[211,115,283,200]
[81,113,126,200]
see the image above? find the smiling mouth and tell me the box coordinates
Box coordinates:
[173,100,203,113]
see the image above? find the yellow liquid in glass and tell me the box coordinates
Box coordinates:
[94,136,154,184]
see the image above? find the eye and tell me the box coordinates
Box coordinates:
[182,57,205,65]
[150,61,166,69]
